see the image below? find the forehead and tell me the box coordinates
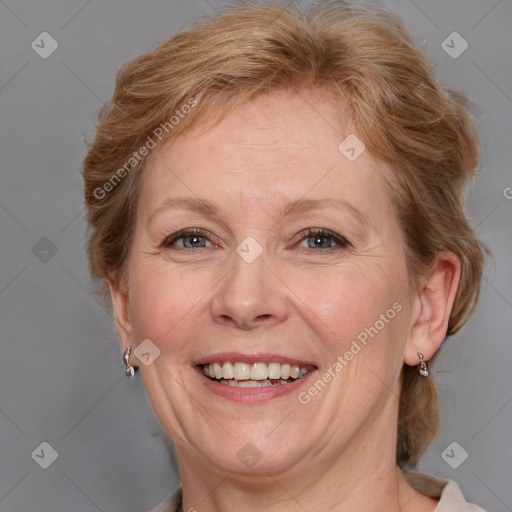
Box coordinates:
[139,90,392,221]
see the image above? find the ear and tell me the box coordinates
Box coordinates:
[107,272,134,355]
[404,252,461,366]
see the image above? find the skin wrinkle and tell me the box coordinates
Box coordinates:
[108,90,458,512]
[146,196,375,250]
[79,5,487,505]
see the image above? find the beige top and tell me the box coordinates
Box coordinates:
[147,470,488,512]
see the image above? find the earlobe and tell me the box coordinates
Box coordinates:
[404,252,461,366]
[107,273,133,352]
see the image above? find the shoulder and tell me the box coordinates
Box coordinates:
[403,470,489,511]
[144,485,182,512]
[146,475,490,512]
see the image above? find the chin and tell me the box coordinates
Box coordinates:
[190,426,311,477]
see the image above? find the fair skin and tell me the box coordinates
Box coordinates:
[109,89,461,512]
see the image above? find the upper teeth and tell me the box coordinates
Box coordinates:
[202,362,312,381]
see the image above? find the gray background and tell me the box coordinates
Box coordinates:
[0,0,511,511]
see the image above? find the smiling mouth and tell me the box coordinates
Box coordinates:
[200,361,316,387]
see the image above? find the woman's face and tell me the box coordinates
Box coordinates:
[115,90,418,476]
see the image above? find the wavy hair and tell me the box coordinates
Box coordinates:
[83,1,487,466]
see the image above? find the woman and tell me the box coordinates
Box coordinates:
[83,3,488,511]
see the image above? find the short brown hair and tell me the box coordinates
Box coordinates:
[83,1,487,466]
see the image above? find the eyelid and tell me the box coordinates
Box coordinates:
[160,227,218,248]
[295,228,351,248]
[160,227,350,250]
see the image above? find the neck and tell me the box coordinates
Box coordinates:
[175,410,437,512]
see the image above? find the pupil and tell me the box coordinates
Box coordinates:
[310,235,330,248]
[187,236,204,248]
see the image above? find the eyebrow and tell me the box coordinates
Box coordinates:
[280,198,372,229]
[147,197,220,227]
[146,196,372,230]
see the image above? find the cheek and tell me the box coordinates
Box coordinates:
[289,265,409,358]
[128,261,215,350]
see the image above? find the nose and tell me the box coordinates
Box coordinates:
[210,250,289,330]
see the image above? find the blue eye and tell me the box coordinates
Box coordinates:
[180,235,208,248]
[298,228,350,250]
[162,229,213,249]
[160,228,349,252]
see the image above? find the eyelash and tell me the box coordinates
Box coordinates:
[161,228,217,249]
[160,227,350,251]
[295,228,350,251]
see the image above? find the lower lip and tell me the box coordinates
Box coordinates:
[195,366,317,403]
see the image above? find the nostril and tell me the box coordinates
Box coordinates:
[216,314,236,326]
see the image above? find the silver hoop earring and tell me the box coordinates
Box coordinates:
[418,352,429,377]
[124,347,137,378]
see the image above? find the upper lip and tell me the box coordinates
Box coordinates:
[195,352,317,367]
